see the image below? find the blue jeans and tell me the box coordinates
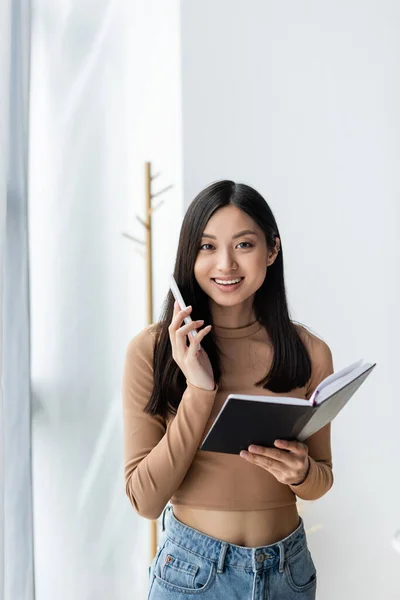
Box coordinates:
[148,505,317,599]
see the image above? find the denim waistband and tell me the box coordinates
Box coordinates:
[160,505,308,574]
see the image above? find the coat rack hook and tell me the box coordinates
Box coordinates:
[151,184,173,200]
[136,215,149,229]
[121,232,145,245]
[149,200,164,214]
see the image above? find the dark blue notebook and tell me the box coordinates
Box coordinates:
[200,360,376,455]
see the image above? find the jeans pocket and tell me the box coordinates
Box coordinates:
[155,539,216,594]
[284,546,317,593]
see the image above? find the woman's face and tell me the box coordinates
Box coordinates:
[194,205,279,309]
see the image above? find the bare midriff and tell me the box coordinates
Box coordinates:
[173,503,300,548]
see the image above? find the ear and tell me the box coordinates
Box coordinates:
[266,237,280,267]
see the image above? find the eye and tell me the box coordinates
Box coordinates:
[198,242,254,251]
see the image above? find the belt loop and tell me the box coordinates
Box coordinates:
[161,504,171,532]
[277,542,285,573]
[217,542,229,574]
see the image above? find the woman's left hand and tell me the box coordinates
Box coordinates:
[240,439,310,486]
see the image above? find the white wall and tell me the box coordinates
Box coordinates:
[29,1,182,599]
[180,1,400,598]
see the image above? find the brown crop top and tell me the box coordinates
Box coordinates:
[122,320,334,520]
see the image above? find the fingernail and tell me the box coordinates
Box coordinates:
[240,451,249,458]
[186,305,192,311]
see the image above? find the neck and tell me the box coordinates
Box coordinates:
[214,319,258,330]
[210,298,257,329]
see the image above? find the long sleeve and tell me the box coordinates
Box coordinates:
[122,326,218,520]
[289,334,334,501]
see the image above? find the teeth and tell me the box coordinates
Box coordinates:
[214,278,242,285]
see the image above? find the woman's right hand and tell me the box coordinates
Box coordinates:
[168,301,216,391]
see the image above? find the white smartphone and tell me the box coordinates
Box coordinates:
[169,274,201,349]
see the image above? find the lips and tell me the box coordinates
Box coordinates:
[210,277,245,292]
[211,277,244,284]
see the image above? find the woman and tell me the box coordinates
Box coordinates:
[122,180,334,599]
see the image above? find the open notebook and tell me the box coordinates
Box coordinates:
[200,359,377,455]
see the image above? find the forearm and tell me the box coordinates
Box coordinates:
[125,381,217,519]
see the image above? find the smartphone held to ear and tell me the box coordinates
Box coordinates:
[169,274,202,350]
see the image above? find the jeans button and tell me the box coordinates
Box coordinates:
[256,553,265,562]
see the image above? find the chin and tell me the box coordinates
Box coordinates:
[209,288,254,306]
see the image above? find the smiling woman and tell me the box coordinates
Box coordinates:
[194,205,280,325]
[123,180,333,600]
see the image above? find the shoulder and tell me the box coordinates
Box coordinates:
[294,323,332,362]
[125,322,163,364]
[293,323,334,396]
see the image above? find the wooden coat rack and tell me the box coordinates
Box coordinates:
[123,161,173,564]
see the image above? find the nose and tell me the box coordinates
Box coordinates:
[216,249,238,273]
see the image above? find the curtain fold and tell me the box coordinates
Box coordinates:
[1,1,34,599]
[0,2,12,598]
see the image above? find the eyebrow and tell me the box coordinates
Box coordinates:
[201,229,259,240]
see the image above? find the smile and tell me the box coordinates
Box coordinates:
[211,277,244,292]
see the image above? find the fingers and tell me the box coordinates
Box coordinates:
[241,446,308,485]
[243,443,307,472]
[173,299,186,315]
[171,302,192,328]
[174,315,202,355]
[177,319,204,338]
[246,445,285,463]
[170,301,211,340]
[240,451,282,471]
[169,301,211,356]
[169,304,193,346]
[187,324,212,353]
[274,439,307,456]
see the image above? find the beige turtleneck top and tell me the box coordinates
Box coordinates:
[122,320,334,520]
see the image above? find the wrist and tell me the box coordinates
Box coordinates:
[186,379,216,392]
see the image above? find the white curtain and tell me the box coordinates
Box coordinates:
[29,2,152,599]
[1,1,35,600]
[0,1,179,597]
[0,0,10,592]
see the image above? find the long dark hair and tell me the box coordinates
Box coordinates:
[145,180,312,419]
